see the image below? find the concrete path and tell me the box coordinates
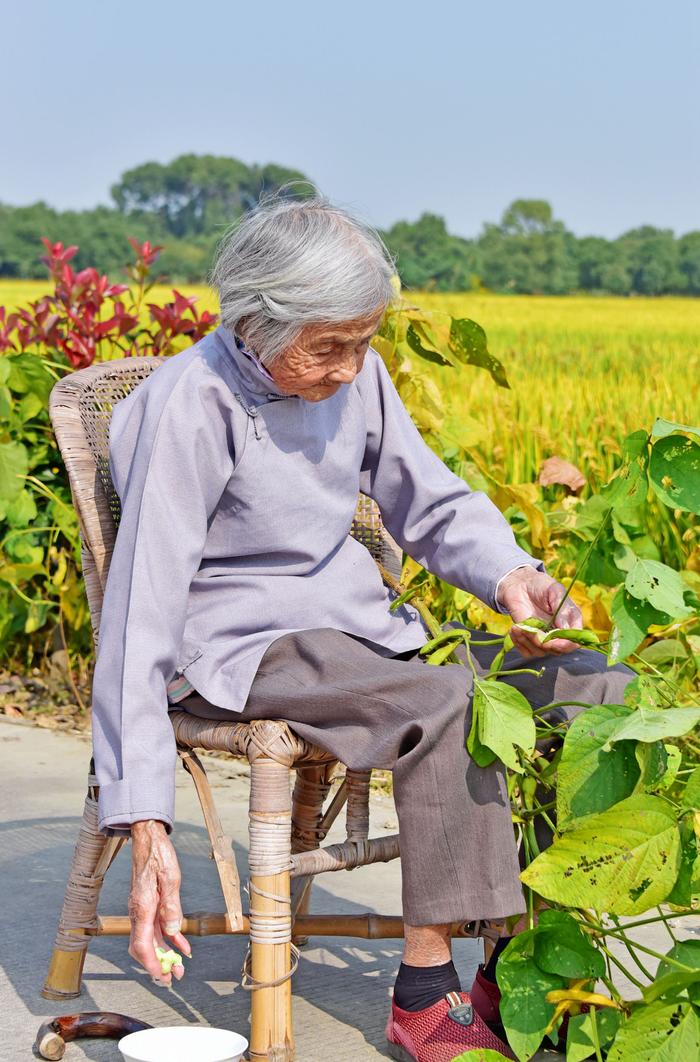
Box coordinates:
[2,717,483,1062]
[1,717,696,1062]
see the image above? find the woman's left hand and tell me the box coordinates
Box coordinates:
[496,568,583,658]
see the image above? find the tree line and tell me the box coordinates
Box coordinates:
[1,153,698,295]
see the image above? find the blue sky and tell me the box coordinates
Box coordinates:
[3,0,698,238]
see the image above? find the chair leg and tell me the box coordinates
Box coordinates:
[290,765,333,945]
[247,756,295,1062]
[43,772,125,1000]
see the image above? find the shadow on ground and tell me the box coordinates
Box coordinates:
[2,807,482,1057]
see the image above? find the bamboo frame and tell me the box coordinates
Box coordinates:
[92,914,481,939]
[41,355,427,1060]
[178,747,243,931]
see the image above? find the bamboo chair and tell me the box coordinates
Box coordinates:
[42,355,479,1061]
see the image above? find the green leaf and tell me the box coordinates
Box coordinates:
[496,929,566,1062]
[667,821,699,908]
[638,639,688,667]
[649,435,700,514]
[17,390,45,423]
[533,910,605,979]
[622,429,650,459]
[6,351,54,400]
[405,322,455,367]
[656,744,681,792]
[474,679,536,773]
[652,417,700,439]
[634,741,669,792]
[609,587,670,664]
[601,706,700,749]
[613,541,638,573]
[566,1009,621,1062]
[521,794,681,914]
[557,704,641,826]
[681,767,700,810]
[0,441,28,502]
[448,317,510,388]
[657,940,700,1006]
[607,1000,700,1062]
[466,702,498,768]
[540,628,600,647]
[4,487,38,528]
[623,673,667,711]
[601,457,647,511]
[625,559,693,617]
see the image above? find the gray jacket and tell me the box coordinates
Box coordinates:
[92,325,543,835]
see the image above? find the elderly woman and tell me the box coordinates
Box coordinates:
[91,195,634,1061]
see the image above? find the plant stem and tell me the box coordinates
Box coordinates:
[596,942,645,992]
[550,506,613,627]
[658,906,678,945]
[602,929,695,972]
[490,666,544,677]
[605,911,683,932]
[533,700,593,714]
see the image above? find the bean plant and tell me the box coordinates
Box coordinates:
[379,302,700,1061]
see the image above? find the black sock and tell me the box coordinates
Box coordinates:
[482,936,512,983]
[393,960,461,1012]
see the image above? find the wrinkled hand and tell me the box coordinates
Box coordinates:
[129,820,191,987]
[496,567,583,658]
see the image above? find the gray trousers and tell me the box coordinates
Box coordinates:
[174,625,635,925]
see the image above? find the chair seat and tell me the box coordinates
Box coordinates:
[170,711,338,768]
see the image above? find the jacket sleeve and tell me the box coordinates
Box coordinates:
[357,350,544,613]
[91,371,235,837]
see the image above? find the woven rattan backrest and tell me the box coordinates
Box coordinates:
[48,354,402,646]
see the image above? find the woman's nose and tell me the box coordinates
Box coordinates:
[325,350,363,384]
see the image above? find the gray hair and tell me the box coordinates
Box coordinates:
[208,190,398,364]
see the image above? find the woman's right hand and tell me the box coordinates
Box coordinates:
[129,819,191,986]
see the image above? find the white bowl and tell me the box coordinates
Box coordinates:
[118,1026,248,1062]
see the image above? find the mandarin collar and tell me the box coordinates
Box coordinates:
[214,324,296,400]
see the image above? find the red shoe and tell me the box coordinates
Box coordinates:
[470,964,506,1040]
[385,989,516,1061]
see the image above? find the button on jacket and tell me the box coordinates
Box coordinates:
[91,324,544,835]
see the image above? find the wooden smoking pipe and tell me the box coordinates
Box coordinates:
[34,1012,152,1060]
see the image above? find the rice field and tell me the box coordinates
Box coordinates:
[3,279,698,488]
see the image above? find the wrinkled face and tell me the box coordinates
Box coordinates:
[267,306,386,402]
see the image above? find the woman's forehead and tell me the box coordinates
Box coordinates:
[302,308,385,344]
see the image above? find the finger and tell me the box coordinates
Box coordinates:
[547,587,583,631]
[510,627,547,658]
[129,926,171,984]
[158,870,183,932]
[167,929,192,958]
[560,606,583,630]
[158,890,191,959]
[128,889,173,985]
[540,636,580,654]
